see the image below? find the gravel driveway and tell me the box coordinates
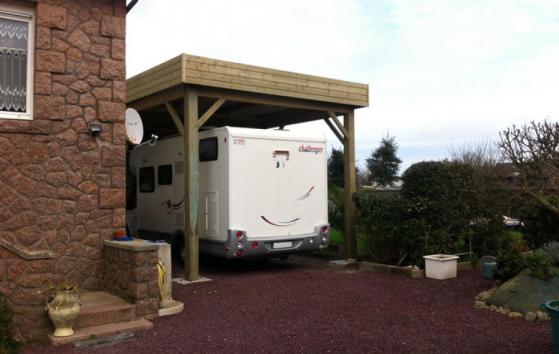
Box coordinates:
[25,256,553,353]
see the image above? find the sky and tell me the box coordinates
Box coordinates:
[126,0,559,173]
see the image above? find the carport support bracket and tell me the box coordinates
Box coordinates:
[323,118,344,144]
[165,102,184,136]
[328,111,349,138]
[198,98,226,128]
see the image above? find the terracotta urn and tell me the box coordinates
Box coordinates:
[46,287,80,337]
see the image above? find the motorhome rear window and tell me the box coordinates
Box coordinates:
[199,137,218,162]
[139,167,154,193]
[158,165,172,185]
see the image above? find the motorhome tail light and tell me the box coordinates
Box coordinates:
[320,225,329,234]
[237,241,243,249]
[236,250,243,257]
[235,231,244,239]
[251,241,258,249]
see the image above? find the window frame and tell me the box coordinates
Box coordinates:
[0,3,34,120]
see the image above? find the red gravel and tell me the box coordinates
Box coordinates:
[25,257,553,353]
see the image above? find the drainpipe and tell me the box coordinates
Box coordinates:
[126,0,139,13]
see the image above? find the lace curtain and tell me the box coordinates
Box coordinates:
[0,17,28,113]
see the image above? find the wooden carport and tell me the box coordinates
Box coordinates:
[126,54,369,280]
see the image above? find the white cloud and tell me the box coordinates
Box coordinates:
[127,0,369,80]
[127,0,559,172]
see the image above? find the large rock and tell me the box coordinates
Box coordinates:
[486,268,559,314]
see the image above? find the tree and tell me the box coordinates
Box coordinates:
[328,147,344,188]
[448,139,500,170]
[367,134,402,186]
[498,120,559,217]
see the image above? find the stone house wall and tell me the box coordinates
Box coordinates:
[0,0,126,340]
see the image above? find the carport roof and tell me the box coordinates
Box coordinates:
[127,53,369,108]
[126,54,368,138]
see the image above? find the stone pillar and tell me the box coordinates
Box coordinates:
[154,243,183,316]
[102,240,160,319]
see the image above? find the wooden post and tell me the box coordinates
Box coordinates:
[343,110,357,260]
[183,86,200,280]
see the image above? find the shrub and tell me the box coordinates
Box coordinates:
[402,161,492,261]
[526,253,555,280]
[355,160,510,267]
[402,161,477,233]
[0,295,20,354]
[518,196,559,249]
[494,247,526,282]
[355,190,423,265]
[328,183,344,231]
[329,227,343,246]
[538,242,559,266]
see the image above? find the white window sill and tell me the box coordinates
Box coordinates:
[0,112,32,120]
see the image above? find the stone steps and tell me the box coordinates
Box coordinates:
[76,291,136,329]
[48,291,152,346]
[48,318,153,346]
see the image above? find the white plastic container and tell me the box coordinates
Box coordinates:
[423,254,459,280]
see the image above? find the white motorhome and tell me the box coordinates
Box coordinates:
[128,127,330,260]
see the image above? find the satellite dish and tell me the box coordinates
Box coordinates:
[125,108,144,145]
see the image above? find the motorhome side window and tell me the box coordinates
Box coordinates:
[139,167,154,193]
[158,164,172,185]
[199,137,218,162]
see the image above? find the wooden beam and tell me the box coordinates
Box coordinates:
[164,102,184,136]
[127,85,184,112]
[198,98,226,128]
[343,110,357,260]
[196,86,353,114]
[328,111,348,138]
[324,118,344,144]
[218,102,277,117]
[183,87,200,281]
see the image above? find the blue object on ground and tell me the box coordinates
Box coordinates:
[112,236,134,241]
[482,261,497,280]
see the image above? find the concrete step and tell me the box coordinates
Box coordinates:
[48,318,153,346]
[76,291,136,329]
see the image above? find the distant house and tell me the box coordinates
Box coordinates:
[362,178,403,192]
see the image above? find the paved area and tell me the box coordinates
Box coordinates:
[26,256,553,353]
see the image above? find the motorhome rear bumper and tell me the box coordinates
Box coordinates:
[216,224,330,259]
[137,225,330,260]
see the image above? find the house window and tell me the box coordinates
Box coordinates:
[0,3,34,120]
[158,164,172,185]
[139,167,155,193]
[199,137,218,162]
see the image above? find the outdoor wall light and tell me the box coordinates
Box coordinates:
[88,121,101,138]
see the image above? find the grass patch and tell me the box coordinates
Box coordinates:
[329,227,367,257]
[330,228,343,246]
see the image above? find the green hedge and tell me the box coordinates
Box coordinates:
[518,196,559,249]
[356,161,509,267]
